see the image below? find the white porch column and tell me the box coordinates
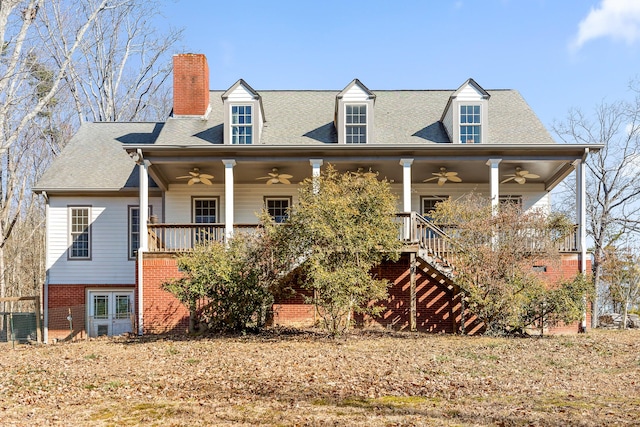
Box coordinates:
[575,158,587,275]
[136,149,148,336]
[400,158,414,212]
[486,159,502,214]
[575,157,589,332]
[310,159,323,194]
[139,154,149,251]
[223,159,236,241]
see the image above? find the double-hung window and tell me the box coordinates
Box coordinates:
[421,197,445,219]
[499,195,522,211]
[193,198,217,223]
[129,206,152,259]
[345,104,367,143]
[69,206,91,259]
[231,105,252,144]
[265,197,291,223]
[460,105,481,143]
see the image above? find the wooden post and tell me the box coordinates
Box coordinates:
[410,253,417,332]
[34,298,42,343]
[452,283,460,334]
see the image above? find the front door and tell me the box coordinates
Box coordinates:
[88,290,134,337]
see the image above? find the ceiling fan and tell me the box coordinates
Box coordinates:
[256,168,293,185]
[176,168,213,185]
[351,167,377,180]
[423,167,462,186]
[501,167,540,184]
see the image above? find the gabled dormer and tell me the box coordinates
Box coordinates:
[335,79,376,144]
[441,78,490,144]
[222,79,264,145]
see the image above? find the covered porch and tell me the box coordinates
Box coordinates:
[126,143,592,334]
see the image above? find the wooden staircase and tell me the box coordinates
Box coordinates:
[405,213,464,332]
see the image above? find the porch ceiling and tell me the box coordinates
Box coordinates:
[129,144,597,190]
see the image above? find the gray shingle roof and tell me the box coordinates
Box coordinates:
[34,122,163,192]
[153,89,555,146]
[34,87,556,191]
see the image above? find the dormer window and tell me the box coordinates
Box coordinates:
[336,79,375,144]
[460,105,481,143]
[345,105,367,143]
[231,105,252,144]
[222,79,263,145]
[441,79,490,144]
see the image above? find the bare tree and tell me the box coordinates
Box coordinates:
[601,245,640,329]
[0,0,180,311]
[0,0,113,303]
[554,88,640,328]
[60,0,182,122]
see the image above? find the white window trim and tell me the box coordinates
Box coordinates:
[128,205,152,260]
[192,197,220,223]
[420,196,447,218]
[344,104,368,144]
[499,195,523,211]
[230,104,253,145]
[264,196,292,223]
[68,205,91,260]
[459,104,482,144]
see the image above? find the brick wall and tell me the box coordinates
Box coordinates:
[140,255,190,334]
[138,252,591,336]
[535,253,592,335]
[272,284,316,327]
[47,284,133,341]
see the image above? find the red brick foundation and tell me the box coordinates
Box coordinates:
[139,252,591,336]
[533,253,592,335]
[140,255,189,334]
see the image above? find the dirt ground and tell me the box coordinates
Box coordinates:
[0,328,638,426]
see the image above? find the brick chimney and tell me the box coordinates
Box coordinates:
[173,53,210,116]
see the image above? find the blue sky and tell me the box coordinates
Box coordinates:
[159,0,640,132]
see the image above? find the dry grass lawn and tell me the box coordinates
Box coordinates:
[0,328,638,426]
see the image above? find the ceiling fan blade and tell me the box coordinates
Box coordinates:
[189,171,199,177]
[279,177,291,184]
[279,174,293,179]
[199,173,214,179]
[501,177,515,184]
[515,176,526,184]
[438,177,447,186]
[444,171,459,177]
[188,178,196,185]
[256,176,271,180]
[200,177,213,185]
[448,176,462,183]
[523,173,540,179]
[423,177,439,182]
[176,175,192,179]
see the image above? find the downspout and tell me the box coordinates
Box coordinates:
[43,191,49,343]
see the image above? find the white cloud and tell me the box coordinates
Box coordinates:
[571,0,640,50]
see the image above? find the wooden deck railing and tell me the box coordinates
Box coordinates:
[147,223,259,252]
[394,212,578,256]
[148,216,579,254]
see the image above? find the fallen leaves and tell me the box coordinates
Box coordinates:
[0,329,638,426]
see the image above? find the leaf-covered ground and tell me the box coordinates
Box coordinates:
[0,329,638,426]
